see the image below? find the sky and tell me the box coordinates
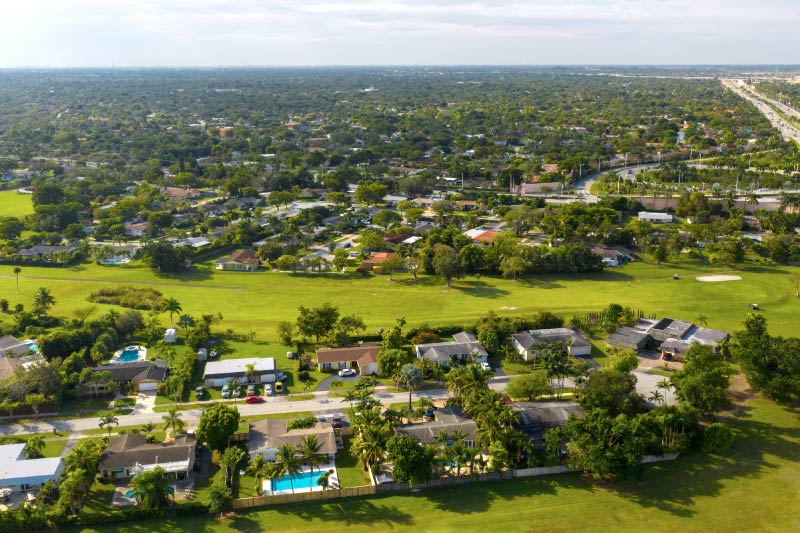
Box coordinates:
[1,0,798,67]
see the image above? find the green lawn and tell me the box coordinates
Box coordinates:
[75,398,800,532]
[0,190,33,218]
[0,435,66,457]
[5,259,799,346]
[335,438,372,489]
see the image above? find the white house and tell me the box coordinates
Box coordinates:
[638,211,674,224]
[202,357,276,387]
[0,444,65,493]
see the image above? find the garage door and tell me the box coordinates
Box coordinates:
[138,382,158,391]
[212,378,228,388]
[261,374,276,383]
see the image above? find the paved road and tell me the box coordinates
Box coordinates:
[0,370,672,437]
[722,79,800,143]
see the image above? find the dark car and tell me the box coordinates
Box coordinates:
[332,415,342,429]
[195,386,204,400]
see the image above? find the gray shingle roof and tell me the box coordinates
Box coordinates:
[100,434,196,471]
[91,361,166,383]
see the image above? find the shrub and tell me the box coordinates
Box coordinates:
[702,422,735,454]
[88,286,164,310]
[287,414,318,430]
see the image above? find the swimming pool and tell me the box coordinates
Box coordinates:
[118,348,141,362]
[27,343,38,352]
[101,257,130,265]
[272,470,326,492]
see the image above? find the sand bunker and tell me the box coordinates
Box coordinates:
[696,275,742,282]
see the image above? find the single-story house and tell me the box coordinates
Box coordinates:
[0,335,32,357]
[215,249,260,272]
[0,444,65,493]
[513,401,583,441]
[100,434,196,480]
[517,182,562,196]
[15,244,80,258]
[415,332,488,365]
[638,211,674,224]
[605,326,651,351]
[89,361,167,393]
[123,222,150,237]
[464,228,498,246]
[362,252,397,271]
[659,326,729,361]
[202,357,276,387]
[394,407,478,448]
[0,353,45,382]
[315,344,379,375]
[176,237,210,249]
[248,419,338,463]
[511,328,592,361]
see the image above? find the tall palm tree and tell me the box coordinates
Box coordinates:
[398,363,422,411]
[299,435,326,491]
[351,423,388,473]
[13,267,21,294]
[274,444,302,494]
[246,455,278,496]
[99,413,119,437]
[161,406,183,438]
[746,192,759,207]
[161,297,182,328]
[244,363,257,384]
[649,390,664,405]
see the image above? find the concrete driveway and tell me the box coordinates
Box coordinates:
[316,373,360,391]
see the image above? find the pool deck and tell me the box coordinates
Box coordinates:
[109,345,148,364]
[263,463,339,496]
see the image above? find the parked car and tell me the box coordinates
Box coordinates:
[246,384,257,396]
[264,383,273,395]
[221,384,231,398]
[195,386,205,400]
[276,370,287,381]
[274,381,283,393]
[338,368,357,377]
[480,362,492,372]
[332,415,342,429]
[245,396,264,404]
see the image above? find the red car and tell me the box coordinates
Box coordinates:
[245,396,264,404]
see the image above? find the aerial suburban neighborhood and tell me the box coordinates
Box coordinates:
[0,3,798,532]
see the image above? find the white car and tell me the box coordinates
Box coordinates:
[338,368,357,377]
[480,362,492,372]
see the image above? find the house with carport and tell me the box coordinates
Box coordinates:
[511,328,591,362]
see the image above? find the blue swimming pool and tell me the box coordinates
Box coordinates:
[27,343,38,352]
[271,470,326,492]
[118,347,142,362]
[101,258,130,265]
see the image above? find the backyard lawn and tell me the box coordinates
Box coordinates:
[0,190,33,218]
[334,438,372,489]
[75,398,800,532]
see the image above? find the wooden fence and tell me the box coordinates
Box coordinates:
[231,453,679,511]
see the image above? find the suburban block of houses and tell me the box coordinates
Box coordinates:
[202,357,277,387]
[511,328,592,361]
[414,332,489,365]
[315,344,379,375]
[606,317,728,361]
[0,444,65,494]
[100,434,196,481]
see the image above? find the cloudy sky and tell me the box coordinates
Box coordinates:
[1,0,797,67]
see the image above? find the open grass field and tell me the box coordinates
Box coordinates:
[2,258,798,342]
[75,398,800,532]
[0,190,33,218]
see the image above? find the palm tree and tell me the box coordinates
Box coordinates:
[99,413,119,437]
[274,444,302,494]
[648,390,664,405]
[398,363,422,411]
[129,466,173,510]
[694,314,708,327]
[299,435,326,491]
[161,406,183,438]
[33,287,55,316]
[317,468,334,490]
[746,192,759,207]
[13,267,21,294]
[25,434,45,459]
[246,455,278,496]
[244,363,257,384]
[161,297,182,328]
[351,423,388,473]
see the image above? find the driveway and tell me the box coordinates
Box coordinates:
[316,373,361,391]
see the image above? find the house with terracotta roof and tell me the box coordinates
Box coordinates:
[215,249,260,272]
[362,252,396,271]
[464,228,499,246]
[315,344,379,375]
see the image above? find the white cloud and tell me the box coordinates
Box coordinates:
[0,0,797,66]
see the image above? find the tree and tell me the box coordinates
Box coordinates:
[99,413,119,437]
[161,297,182,328]
[246,454,277,496]
[352,423,388,473]
[701,422,735,453]
[142,241,189,273]
[398,363,423,411]
[381,253,405,281]
[206,477,233,516]
[25,392,47,419]
[299,435,326,491]
[506,373,550,401]
[244,363,257,384]
[385,434,432,486]
[196,403,241,451]
[33,287,56,316]
[25,434,45,459]
[296,303,340,343]
[500,256,528,280]
[336,314,366,345]
[670,343,732,415]
[607,349,640,374]
[791,271,800,298]
[274,444,302,494]
[377,348,412,378]
[275,254,300,272]
[432,244,462,287]
[161,406,184,438]
[277,321,294,345]
[372,209,402,229]
[578,369,644,417]
[221,446,247,488]
[13,267,21,294]
[130,466,172,510]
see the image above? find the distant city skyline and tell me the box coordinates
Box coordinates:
[1,0,798,67]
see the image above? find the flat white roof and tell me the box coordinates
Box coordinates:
[0,444,64,486]
[203,357,275,378]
